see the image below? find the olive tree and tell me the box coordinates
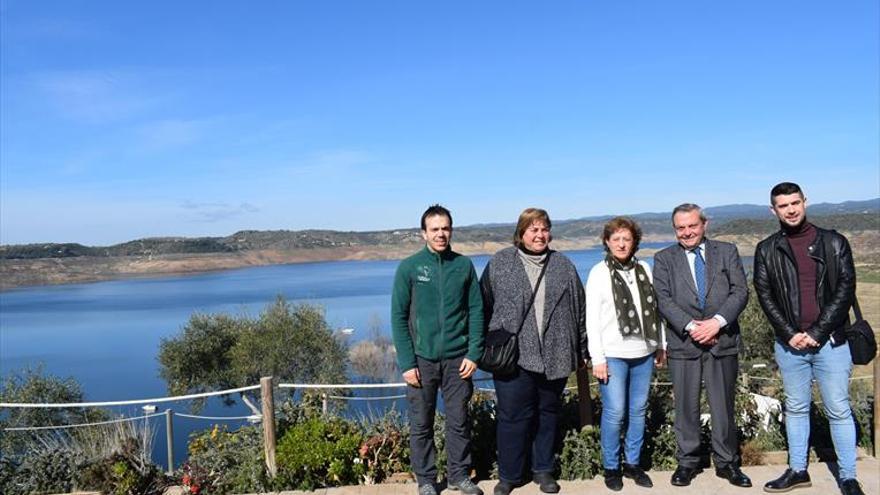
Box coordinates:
[158,297,348,412]
[0,365,107,458]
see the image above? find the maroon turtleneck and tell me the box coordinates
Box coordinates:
[785,221,819,330]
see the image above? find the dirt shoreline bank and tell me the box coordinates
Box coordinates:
[0,238,625,290]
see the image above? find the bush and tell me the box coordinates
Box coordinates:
[559,426,602,479]
[275,416,365,490]
[357,409,410,484]
[179,424,270,495]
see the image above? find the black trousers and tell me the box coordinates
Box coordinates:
[669,353,740,469]
[406,355,474,485]
[493,366,567,483]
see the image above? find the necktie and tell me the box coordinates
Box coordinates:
[693,246,706,309]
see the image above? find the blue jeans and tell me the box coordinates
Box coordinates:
[774,339,857,480]
[598,354,654,469]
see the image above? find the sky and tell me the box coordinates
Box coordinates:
[1,1,878,245]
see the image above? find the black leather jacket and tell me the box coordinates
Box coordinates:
[753,225,855,346]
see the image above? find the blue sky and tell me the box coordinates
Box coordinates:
[1,1,878,245]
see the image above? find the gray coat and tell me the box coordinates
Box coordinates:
[479,247,587,380]
[652,238,748,359]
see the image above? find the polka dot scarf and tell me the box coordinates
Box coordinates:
[604,253,660,342]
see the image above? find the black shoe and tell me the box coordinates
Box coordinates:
[493,480,514,495]
[623,463,653,488]
[449,478,484,495]
[840,479,865,495]
[604,469,623,492]
[532,472,560,493]
[671,466,701,487]
[763,469,811,493]
[716,466,752,488]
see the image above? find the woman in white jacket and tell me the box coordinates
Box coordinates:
[585,217,666,492]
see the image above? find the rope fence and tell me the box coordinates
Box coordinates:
[1,369,876,474]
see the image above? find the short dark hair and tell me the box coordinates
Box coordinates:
[671,203,707,223]
[602,216,642,254]
[770,182,804,204]
[420,204,452,230]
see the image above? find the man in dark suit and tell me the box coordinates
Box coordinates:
[652,203,751,488]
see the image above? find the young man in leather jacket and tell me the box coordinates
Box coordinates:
[753,182,864,495]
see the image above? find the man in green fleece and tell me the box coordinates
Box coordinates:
[391,204,485,495]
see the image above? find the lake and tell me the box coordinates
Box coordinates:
[0,243,669,467]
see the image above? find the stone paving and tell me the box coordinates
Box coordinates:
[241,458,880,495]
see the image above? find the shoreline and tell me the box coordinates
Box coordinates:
[0,236,676,291]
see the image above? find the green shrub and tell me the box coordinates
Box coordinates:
[275,416,365,490]
[357,409,411,484]
[180,424,270,495]
[559,426,602,479]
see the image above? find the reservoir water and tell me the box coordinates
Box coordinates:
[0,244,669,467]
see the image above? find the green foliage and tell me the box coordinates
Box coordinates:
[275,416,365,490]
[0,365,108,457]
[559,426,603,479]
[739,291,777,366]
[158,297,349,411]
[357,409,411,484]
[180,424,270,495]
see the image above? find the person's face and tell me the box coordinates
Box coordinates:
[606,228,635,263]
[673,210,707,250]
[770,192,807,229]
[422,214,452,253]
[522,221,551,253]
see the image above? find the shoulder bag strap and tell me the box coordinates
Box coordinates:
[822,231,862,321]
[514,251,551,335]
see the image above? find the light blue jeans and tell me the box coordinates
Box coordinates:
[598,354,654,469]
[774,339,857,480]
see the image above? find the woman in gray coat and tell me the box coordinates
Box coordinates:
[480,208,587,495]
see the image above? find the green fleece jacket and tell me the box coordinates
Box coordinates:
[390,246,485,372]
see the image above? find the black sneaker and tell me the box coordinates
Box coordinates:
[840,479,865,495]
[604,468,623,492]
[418,483,438,495]
[532,472,560,493]
[763,469,811,493]
[623,463,653,488]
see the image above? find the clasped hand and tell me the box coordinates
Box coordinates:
[788,332,820,351]
[690,318,721,346]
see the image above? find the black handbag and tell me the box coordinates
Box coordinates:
[848,297,877,365]
[821,234,877,365]
[479,253,550,376]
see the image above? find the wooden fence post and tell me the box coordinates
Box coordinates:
[322,393,328,416]
[874,357,880,458]
[165,409,174,475]
[261,376,277,477]
[577,366,594,427]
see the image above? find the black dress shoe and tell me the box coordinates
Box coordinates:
[840,479,865,495]
[623,463,653,488]
[716,466,752,488]
[763,469,811,493]
[670,466,700,487]
[493,480,514,495]
[604,469,623,492]
[532,472,560,494]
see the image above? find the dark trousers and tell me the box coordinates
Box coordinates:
[669,353,740,469]
[494,367,567,483]
[406,355,474,485]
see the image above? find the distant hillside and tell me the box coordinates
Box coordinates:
[2,198,877,260]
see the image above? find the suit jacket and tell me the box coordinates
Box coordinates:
[652,238,748,359]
